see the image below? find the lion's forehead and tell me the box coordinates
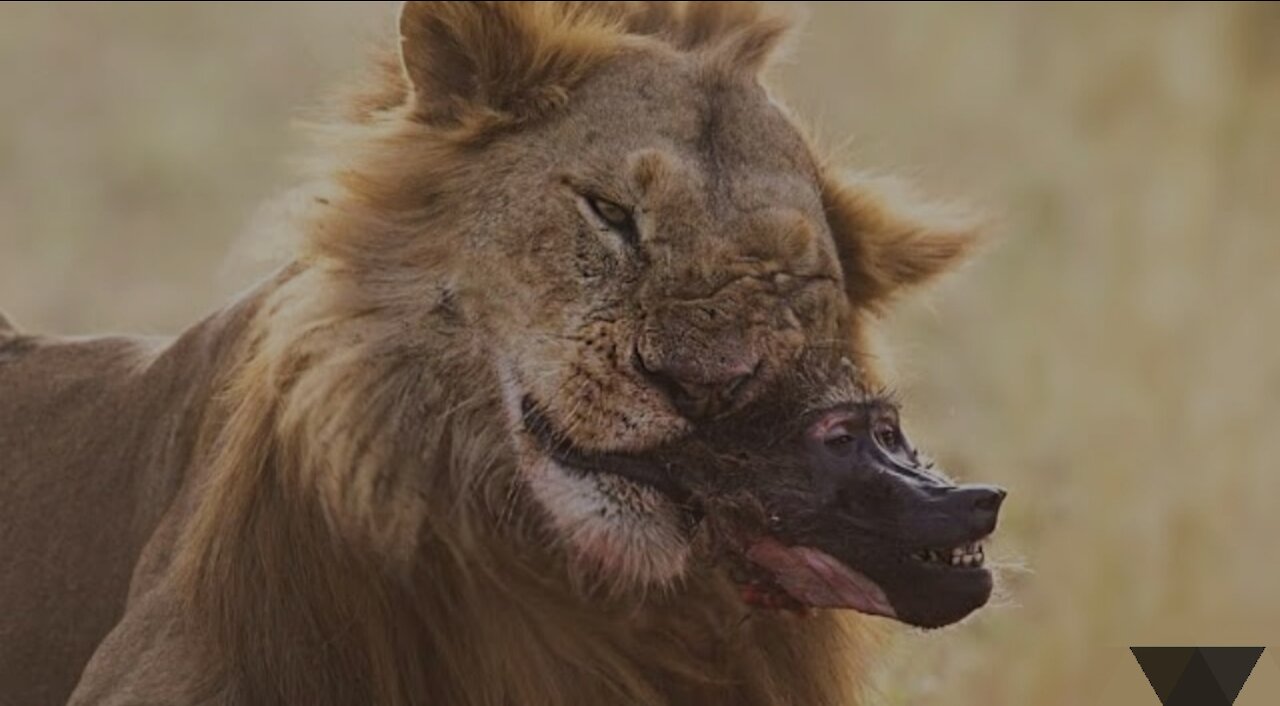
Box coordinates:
[555,50,821,198]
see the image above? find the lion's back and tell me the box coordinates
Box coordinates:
[0,324,184,706]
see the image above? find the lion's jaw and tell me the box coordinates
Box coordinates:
[495,359,695,587]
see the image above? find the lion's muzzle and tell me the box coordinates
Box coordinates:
[633,298,768,420]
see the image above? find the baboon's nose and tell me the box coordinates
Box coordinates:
[941,484,1006,536]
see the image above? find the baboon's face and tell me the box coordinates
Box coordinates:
[544,354,1006,628]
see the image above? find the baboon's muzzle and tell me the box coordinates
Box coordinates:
[669,399,1006,628]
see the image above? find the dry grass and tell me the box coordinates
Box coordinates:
[2,3,1278,704]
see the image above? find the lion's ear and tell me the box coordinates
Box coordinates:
[397,1,615,126]
[673,2,793,72]
[823,174,983,311]
[614,2,792,73]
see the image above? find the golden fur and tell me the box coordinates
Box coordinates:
[0,3,979,705]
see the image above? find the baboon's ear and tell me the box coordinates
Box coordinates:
[397,1,615,126]
[823,174,982,311]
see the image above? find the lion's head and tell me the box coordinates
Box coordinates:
[244,1,981,601]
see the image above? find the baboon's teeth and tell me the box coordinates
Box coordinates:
[916,541,986,568]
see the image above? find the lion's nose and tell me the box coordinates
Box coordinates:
[635,345,760,419]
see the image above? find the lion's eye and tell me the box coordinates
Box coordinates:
[586,196,639,246]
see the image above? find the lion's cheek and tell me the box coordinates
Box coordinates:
[523,457,690,588]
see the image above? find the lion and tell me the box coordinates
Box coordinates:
[0,3,999,705]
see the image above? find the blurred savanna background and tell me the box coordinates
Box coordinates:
[2,2,1278,704]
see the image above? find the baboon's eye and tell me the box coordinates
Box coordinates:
[870,419,921,468]
[585,195,639,247]
[823,422,857,451]
[873,422,903,454]
[871,417,922,468]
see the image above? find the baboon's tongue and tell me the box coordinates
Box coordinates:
[745,538,896,617]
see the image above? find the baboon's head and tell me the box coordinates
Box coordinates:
[541,352,1006,628]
